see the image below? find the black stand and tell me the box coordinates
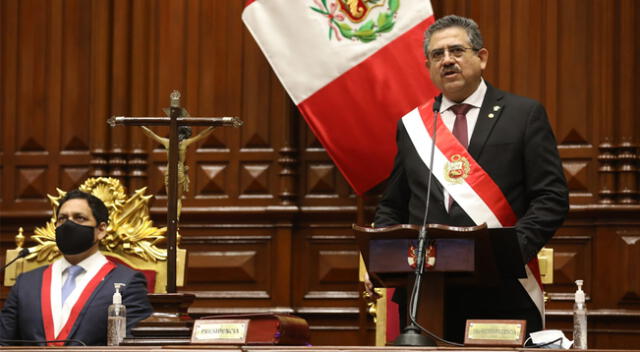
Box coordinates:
[393,226,436,346]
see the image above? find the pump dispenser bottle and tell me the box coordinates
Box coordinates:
[107,283,126,346]
[573,279,587,349]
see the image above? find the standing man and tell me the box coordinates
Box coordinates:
[0,190,153,346]
[374,15,569,342]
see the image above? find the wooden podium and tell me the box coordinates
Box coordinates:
[354,223,526,339]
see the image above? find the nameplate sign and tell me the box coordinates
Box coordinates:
[464,319,526,347]
[191,319,249,344]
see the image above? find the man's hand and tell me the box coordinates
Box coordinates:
[363,271,382,300]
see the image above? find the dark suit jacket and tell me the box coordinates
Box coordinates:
[0,263,153,346]
[375,82,569,263]
[374,83,569,337]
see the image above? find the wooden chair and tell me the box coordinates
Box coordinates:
[3,177,186,294]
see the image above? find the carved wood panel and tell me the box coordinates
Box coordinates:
[1,0,639,348]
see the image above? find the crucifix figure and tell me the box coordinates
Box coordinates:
[108,90,242,293]
[140,124,214,218]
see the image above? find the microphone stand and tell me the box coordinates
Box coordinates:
[393,96,441,346]
[0,248,31,274]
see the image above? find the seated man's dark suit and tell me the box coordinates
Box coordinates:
[375,82,569,342]
[0,263,153,346]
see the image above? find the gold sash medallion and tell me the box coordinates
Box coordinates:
[444,154,471,184]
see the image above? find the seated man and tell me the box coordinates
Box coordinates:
[0,190,153,346]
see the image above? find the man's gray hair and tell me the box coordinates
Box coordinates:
[424,15,484,57]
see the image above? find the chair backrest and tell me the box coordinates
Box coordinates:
[3,177,186,293]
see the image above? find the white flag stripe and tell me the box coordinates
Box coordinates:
[242,0,433,104]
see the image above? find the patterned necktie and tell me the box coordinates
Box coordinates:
[448,103,473,209]
[61,265,84,305]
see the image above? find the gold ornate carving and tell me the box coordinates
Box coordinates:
[30,177,169,263]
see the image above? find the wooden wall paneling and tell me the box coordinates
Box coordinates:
[511,0,543,101]
[108,0,132,180]
[127,0,151,190]
[89,0,112,178]
[616,0,638,204]
[276,93,299,205]
[181,229,274,309]
[184,0,246,209]
[591,314,640,349]
[156,1,186,102]
[59,0,93,191]
[184,0,202,118]
[292,224,362,346]
[494,0,513,91]
[262,75,289,203]
[298,123,355,207]
[594,225,640,308]
[0,0,15,206]
[542,0,559,139]
[294,226,359,308]
[16,0,46,156]
[60,0,92,154]
[236,21,272,204]
[0,0,18,211]
[142,0,188,205]
[12,0,47,206]
[2,0,640,348]
[555,0,597,205]
[544,224,594,308]
[593,1,616,205]
[271,225,293,308]
[46,0,64,190]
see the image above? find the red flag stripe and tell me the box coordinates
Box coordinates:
[298,17,439,194]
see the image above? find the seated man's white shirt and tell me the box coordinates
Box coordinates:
[439,79,488,212]
[50,251,108,337]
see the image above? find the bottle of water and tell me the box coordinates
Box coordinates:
[107,283,127,346]
[572,279,587,349]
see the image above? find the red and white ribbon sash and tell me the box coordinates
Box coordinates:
[401,100,545,322]
[41,261,116,345]
[401,101,517,227]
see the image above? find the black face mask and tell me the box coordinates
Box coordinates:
[55,220,98,255]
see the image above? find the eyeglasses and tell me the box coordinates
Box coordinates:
[427,45,478,62]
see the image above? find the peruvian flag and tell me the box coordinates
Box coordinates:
[242,0,438,194]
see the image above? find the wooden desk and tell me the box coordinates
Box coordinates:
[0,346,633,352]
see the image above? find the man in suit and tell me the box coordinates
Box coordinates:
[0,190,153,346]
[373,15,569,342]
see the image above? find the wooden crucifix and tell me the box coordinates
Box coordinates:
[108,90,243,293]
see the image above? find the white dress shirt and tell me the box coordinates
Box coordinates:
[49,251,108,337]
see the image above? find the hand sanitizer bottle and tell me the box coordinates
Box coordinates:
[107,283,126,346]
[573,279,587,349]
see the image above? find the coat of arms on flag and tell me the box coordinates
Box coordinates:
[310,0,399,42]
[243,0,438,195]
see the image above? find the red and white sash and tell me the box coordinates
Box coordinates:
[41,262,116,346]
[401,100,545,323]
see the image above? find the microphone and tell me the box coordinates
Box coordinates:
[394,94,461,347]
[432,94,442,113]
[0,248,32,274]
[419,94,442,232]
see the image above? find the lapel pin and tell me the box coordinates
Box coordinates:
[488,113,495,118]
[493,105,500,111]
